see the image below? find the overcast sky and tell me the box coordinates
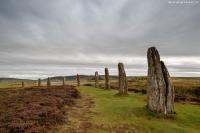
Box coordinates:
[0,0,200,79]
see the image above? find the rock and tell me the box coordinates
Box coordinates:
[147,47,174,114]
[95,71,99,87]
[118,62,128,95]
[38,78,41,87]
[77,74,80,86]
[47,77,51,87]
[105,68,110,89]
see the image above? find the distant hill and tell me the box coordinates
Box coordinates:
[0,75,118,82]
[91,76,104,80]
[0,78,31,82]
[50,75,93,80]
[51,75,105,81]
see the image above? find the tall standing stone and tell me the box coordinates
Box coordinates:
[105,68,110,89]
[22,81,25,88]
[63,76,65,86]
[47,77,51,87]
[38,78,41,87]
[118,62,128,95]
[147,47,174,114]
[95,71,99,87]
[77,74,80,86]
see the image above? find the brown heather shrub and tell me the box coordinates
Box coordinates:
[0,85,81,133]
[193,87,200,98]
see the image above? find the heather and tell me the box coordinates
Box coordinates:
[0,85,81,133]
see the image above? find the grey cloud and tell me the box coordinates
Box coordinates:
[0,0,200,79]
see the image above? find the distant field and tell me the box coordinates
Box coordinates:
[1,76,200,98]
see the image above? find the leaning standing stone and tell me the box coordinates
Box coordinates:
[118,62,128,95]
[105,68,110,89]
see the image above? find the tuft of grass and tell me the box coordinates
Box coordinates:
[77,86,200,133]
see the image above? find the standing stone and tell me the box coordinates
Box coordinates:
[63,77,65,86]
[161,61,175,114]
[22,81,25,88]
[105,68,110,89]
[77,74,80,86]
[47,77,51,87]
[147,47,174,114]
[95,71,99,87]
[38,78,41,87]
[118,62,128,95]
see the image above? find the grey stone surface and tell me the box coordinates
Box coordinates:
[63,76,65,86]
[161,61,175,114]
[95,71,99,87]
[47,77,51,87]
[118,62,128,95]
[77,74,80,86]
[38,78,41,86]
[105,68,110,89]
[22,81,24,88]
[147,47,174,114]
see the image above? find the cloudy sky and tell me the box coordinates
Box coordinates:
[0,0,200,79]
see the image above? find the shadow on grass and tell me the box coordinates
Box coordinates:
[114,93,130,97]
[131,106,176,121]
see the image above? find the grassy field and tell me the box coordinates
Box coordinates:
[0,80,36,88]
[1,76,200,98]
[66,86,200,133]
[0,77,200,132]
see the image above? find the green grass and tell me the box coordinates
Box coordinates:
[77,86,200,133]
[0,82,21,88]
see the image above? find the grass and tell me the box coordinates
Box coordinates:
[77,86,200,133]
[1,77,200,132]
[0,80,36,88]
[1,78,200,132]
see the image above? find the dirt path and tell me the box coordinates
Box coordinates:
[56,93,96,133]
[57,91,139,133]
